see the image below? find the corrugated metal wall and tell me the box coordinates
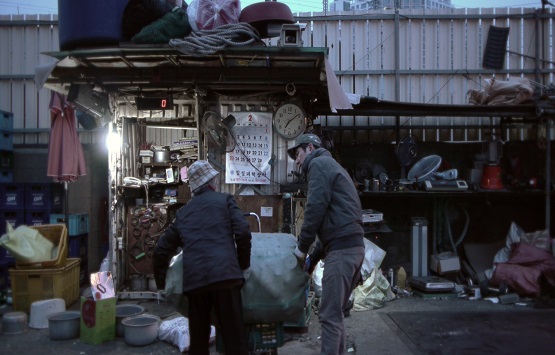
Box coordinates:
[298,7,554,142]
[0,14,59,145]
[1,8,553,147]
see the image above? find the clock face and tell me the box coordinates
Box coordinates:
[273,103,306,140]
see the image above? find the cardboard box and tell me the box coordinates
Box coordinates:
[429,253,460,275]
[80,296,116,344]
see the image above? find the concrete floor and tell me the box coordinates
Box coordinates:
[1,289,554,355]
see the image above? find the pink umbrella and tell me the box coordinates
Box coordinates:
[47,92,87,182]
[47,92,87,226]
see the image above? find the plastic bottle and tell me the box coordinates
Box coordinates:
[397,267,407,290]
[388,268,394,286]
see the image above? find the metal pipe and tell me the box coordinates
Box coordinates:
[394,9,401,144]
[546,119,552,237]
[535,10,542,90]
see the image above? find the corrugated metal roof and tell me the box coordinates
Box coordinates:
[44,46,332,110]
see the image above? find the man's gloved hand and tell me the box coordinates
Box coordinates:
[293,246,306,264]
[242,268,251,280]
[304,254,316,275]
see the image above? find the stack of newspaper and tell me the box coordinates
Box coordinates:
[170,138,198,160]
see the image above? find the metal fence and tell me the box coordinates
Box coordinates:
[0,7,553,145]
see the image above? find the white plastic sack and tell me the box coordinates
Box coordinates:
[158,316,215,352]
[0,222,54,262]
[311,238,386,295]
[467,77,533,105]
[352,267,395,312]
[187,0,240,32]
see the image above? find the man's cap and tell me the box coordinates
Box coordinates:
[287,133,322,160]
[187,160,219,191]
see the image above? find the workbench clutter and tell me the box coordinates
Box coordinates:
[429,252,461,275]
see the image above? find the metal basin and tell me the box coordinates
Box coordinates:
[121,314,160,346]
[115,304,145,337]
[2,311,28,335]
[48,311,80,340]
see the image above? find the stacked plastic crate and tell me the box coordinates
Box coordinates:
[25,183,64,226]
[0,109,17,287]
[8,224,81,313]
[50,212,89,285]
[0,183,23,264]
[0,183,65,291]
[0,110,14,183]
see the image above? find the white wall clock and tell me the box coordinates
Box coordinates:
[273,102,307,140]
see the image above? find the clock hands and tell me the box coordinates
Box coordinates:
[284,113,301,129]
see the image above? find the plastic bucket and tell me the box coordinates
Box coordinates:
[58,0,129,51]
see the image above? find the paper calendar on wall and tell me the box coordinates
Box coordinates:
[225,112,272,185]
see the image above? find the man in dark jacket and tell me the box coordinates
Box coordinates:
[288,134,365,355]
[153,160,252,355]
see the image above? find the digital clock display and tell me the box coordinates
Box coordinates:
[135,96,174,110]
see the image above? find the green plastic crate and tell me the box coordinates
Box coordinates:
[217,322,284,352]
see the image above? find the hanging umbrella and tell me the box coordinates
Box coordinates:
[47,91,87,227]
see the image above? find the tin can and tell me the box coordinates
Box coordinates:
[372,178,380,191]
[363,179,370,191]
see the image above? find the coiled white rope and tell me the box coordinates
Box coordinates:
[169,22,262,56]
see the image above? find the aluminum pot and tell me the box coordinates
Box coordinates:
[121,314,160,346]
[153,150,169,163]
[2,311,28,335]
[47,311,80,340]
[115,304,145,337]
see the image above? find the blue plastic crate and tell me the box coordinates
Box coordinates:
[0,183,24,209]
[50,213,89,236]
[25,183,52,210]
[0,169,13,183]
[25,210,51,226]
[79,257,88,286]
[0,150,13,169]
[0,110,13,131]
[0,210,25,232]
[68,234,88,258]
[0,209,24,262]
[0,260,14,291]
[0,247,15,263]
[0,131,13,151]
[50,183,64,212]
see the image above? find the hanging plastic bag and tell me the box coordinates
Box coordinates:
[187,0,240,32]
[360,238,386,280]
[90,271,116,301]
